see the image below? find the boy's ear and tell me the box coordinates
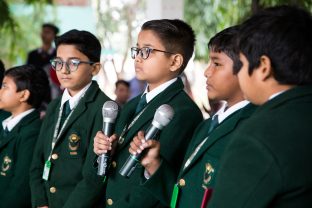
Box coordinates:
[170,54,184,72]
[19,89,30,103]
[91,62,101,76]
[257,55,273,81]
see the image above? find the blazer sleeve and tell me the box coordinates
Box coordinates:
[29,120,50,207]
[62,110,106,208]
[110,104,203,207]
[208,132,281,208]
[1,129,39,207]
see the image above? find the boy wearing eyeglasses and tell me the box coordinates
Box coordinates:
[30,29,111,208]
[93,19,203,207]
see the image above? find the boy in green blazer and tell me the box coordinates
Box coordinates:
[30,30,111,208]
[93,19,203,207]
[0,65,50,207]
[128,26,257,208]
[208,6,312,208]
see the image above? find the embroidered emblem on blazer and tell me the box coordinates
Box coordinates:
[1,156,12,176]
[202,162,215,188]
[68,133,80,155]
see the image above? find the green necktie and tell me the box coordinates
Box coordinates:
[135,94,147,114]
[208,115,219,134]
[59,100,71,129]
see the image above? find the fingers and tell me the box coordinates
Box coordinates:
[93,131,114,155]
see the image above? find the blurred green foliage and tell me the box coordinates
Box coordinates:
[0,0,53,68]
[184,0,312,61]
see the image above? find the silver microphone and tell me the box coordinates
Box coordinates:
[97,101,119,176]
[119,104,174,178]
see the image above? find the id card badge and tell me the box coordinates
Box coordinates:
[42,160,51,181]
[170,183,180,208]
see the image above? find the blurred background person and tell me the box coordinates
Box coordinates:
[114,79,130,108]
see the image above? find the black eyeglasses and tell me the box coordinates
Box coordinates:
[131,47,175,60]
[50,58,95,72]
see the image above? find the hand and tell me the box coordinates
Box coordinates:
[129,131,161,176]
[93,131,118,155]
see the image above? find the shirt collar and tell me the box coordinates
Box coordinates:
[213,100,249,124]
[142,78,177,103]
[2,108,35,131]
[61,82,92,109]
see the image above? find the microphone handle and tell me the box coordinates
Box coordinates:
[119,125,160,178]
[97,123,114,176]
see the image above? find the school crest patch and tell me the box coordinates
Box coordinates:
[202,162,215,188]
[1,156,12,176]
[68,133,80,155]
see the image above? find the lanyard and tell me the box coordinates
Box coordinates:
[118,105,148,144]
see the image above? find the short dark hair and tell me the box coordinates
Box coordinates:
[5,65,50,109]
[42,23,59,35]
[208,25,241,73]
[115,80,130,88]
[0,60,5,85]
[237,5,312,85]
[55,29,101,62]
[141,19,195,73]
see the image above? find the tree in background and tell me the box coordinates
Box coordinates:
[0,0,54,67]
[184,0,312,62]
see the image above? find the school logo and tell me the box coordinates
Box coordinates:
[202,162,215,187]
[1,156,12,176]
[68,133,80,155]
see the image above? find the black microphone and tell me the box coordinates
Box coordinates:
[119,104,174,178]
[97,101,119,176]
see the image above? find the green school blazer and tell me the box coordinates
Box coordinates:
[0,110,41,208]
[102,78,203,207]
[30,81,111,208]
[209,86,312,208]
[143,103,257,208]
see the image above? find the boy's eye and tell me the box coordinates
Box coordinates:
[69,59,80,67]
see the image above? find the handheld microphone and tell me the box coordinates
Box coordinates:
[97,101,119,176]
[119,104,174,178]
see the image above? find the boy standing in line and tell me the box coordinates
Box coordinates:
[209,6,312,208]
[0,65,50,207]
[30,30,111,208]
[128,26,257,208]
[93,19,203,207]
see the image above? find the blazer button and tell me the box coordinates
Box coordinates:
[107,198,113,206]
[179,179,186,187]
[51,153,58,160]
[50,186,56,193]
[111,161,117,168]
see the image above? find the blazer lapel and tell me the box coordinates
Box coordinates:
[0,111,39,149]
[117,78,184,150]
[182,104,255,174]
[57,82,98,139]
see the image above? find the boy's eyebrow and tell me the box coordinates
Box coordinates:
[136,43,155,48]
[55,56,82,60]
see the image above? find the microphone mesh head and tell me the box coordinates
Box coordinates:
[153,104,174,129]
[102,101,119,123]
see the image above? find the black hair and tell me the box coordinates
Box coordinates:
[42,23,59,35]
[0,60,5,85]
[208,25,241,73]
[141,19,195,73]
[237,5,312,85]
[55,29,101,62]
[115,80,130,88]
[4,65,50,109]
